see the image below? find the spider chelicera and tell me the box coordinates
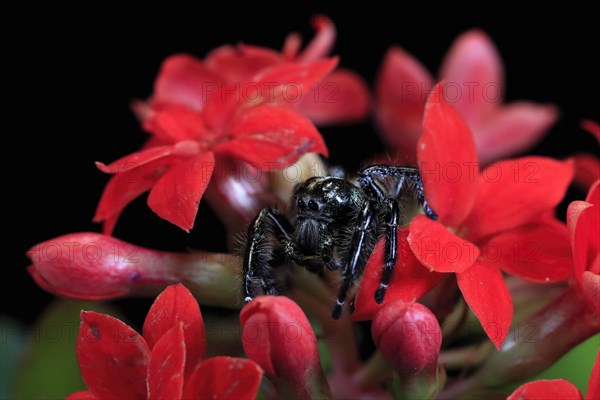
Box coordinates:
[242,165,437,319]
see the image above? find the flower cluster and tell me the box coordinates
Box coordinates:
[24,16,599,400]
[68,284,263,399]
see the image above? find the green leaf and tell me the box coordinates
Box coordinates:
[10,299,119,399]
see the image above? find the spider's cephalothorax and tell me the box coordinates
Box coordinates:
[242,165,437,319]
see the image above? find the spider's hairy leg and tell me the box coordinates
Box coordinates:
[243,208,293,302]
[360,165,438,220]
[321,236,343,271]
[407,173,437,220]
[375,199,400,304]
[332,202,373,320]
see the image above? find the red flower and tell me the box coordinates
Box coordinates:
[67,284,263,400]
[240,296,331,400]
[507,349,599,400]
[376,30,557,164]
[355,83,573,350]
[567,179,600,316]
[95,58,332,232]
[94,16,370,234]
[198,15,369,126]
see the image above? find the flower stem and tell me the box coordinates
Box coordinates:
[167,251,242,308]
[438,343,492,370]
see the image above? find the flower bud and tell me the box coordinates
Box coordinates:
[372,299,443,399]
[240,296,331,399]
[27,232,176,299]
[26,232,241,307]
[372,299,442,376]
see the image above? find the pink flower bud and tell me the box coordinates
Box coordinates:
[27,232,188,299]
[372,299,442,377]
[240,296,331,399]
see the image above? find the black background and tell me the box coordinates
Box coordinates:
[8,7,598,326]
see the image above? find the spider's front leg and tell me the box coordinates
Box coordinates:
[243,208,294,302]
[360,165,438,304]
[375,199,400,303]
[332,202,374,319]
[360,165,438,220]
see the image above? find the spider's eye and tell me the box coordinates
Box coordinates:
[297,198,306,209]
[308,199,319,211]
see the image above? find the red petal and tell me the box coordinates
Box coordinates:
[375,47,432,154]
[143,284,206,378]
[204,44,281,82]
[94,157,175,234]
[95,145,174,174]
[297,15,336,62]
[154,54,221,111]
[568,200,594,283]
[582,119,600,143]
[147,324,186,400]
[586,350,600,400]
[475,102,558,164]
[66,391,97,400]
[507,379,583,400]
[296,69,370,126]
[216,105,328,169]
[182,357,263,400]
[418,82,479,226]
[408,215,479,273]
[240,309,274,375]
[202,58,338,130]
[147,152,215,232]
[253,58,339,103]
[587,179,600,205]
[484,218,571,282]
[282,32,302,59]
[141,101,208,143]
[457,262,513,349]
[464,157,574,240]
[77,311,150,400]
[573,154,600,192]
[581,270,600,317]
[439,29,504,125]
[586,180,600,255]
[352,227,444,321]
[577,180,600,256]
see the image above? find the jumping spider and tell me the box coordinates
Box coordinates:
[242,165,437,319]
